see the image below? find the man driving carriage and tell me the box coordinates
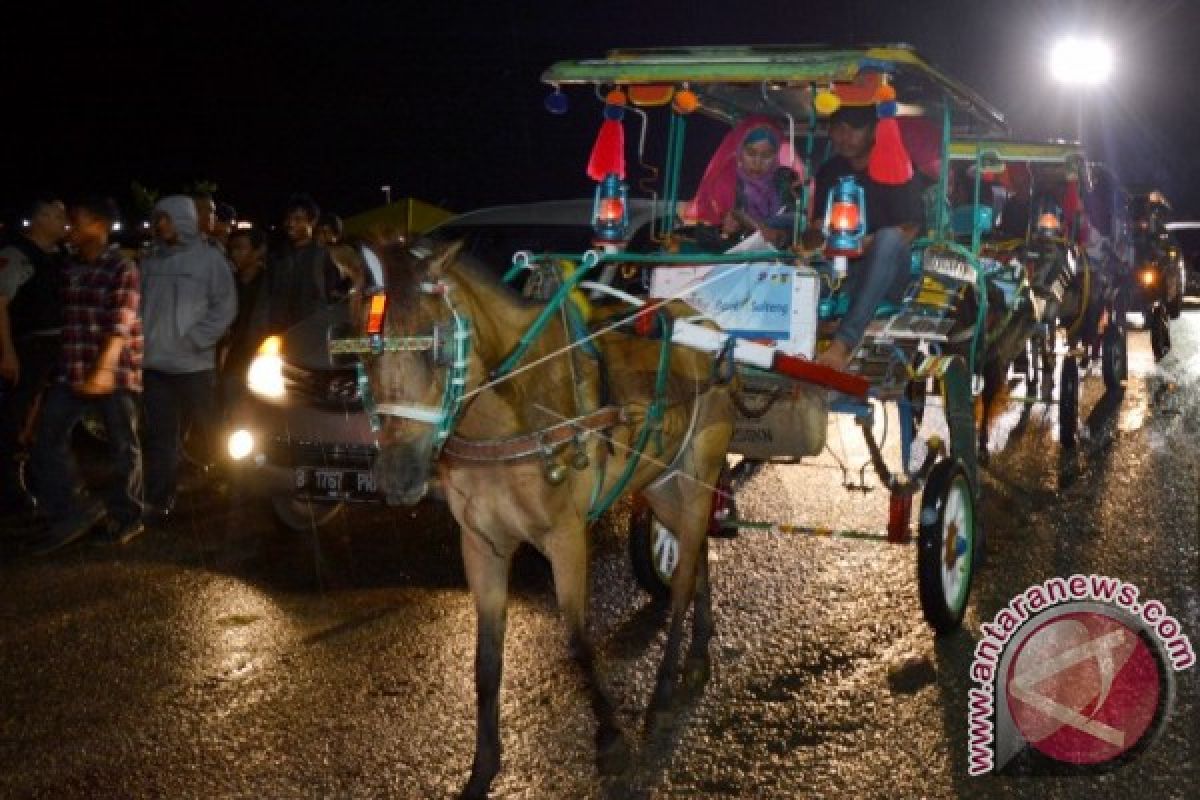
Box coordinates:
[811,104,925,369]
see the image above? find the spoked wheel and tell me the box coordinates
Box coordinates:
[917,459,977,635]
[1026,335,1043,395]
[1101,321,1128,390]
[629,504,678,601]
[1150,306,1171,361]
[629,464,734,600]
[1058,354,1079,448]
[271,494,344,533]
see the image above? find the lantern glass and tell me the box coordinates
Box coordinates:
[592,173,630,243]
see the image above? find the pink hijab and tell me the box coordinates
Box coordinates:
[689,115,798,226]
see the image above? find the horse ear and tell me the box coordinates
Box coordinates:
[427,239,465,279]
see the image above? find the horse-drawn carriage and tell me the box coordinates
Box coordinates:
[526,45,1024,634]
[331,45,1100,798]
[942,138,1130,453]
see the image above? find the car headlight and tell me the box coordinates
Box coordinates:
[227,429,255,460]
[1139,268,1156,288]
[247,335,286,399]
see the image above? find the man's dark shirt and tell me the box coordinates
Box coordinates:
[259,241,341,333]
[1,237,65,336]
[813,155,924,234]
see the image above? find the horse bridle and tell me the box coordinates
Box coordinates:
[328,251,472,455]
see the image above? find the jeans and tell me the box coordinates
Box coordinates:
[0,334,61,499]
[143,369,220,510]
[30,383,143,525]
[833,226,914,349]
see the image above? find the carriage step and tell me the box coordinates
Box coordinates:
[866,313,957,341]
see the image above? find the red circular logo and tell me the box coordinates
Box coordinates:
[1006,611,1162,765]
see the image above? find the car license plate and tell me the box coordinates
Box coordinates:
[295,468,378,498]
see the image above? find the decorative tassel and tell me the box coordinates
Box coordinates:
[868,81,913,186]
[587,90,627,181]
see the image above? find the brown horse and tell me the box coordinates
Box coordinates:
[353,239,736,799]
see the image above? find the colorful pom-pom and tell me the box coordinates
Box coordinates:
[672,88,699,114]
[814,89,841,115]
[876,100,898,119]
[605,89,627,106]
[544,89,568,115]
[874,84,897,103]
[604,103,626,121]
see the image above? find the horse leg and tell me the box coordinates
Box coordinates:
[683,536,714,691]
[978,368,993,465]
[646,496,708,720]
[544,528,628,774]
[460,526,516,800]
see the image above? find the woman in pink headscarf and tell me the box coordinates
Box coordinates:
[689,115,802,248]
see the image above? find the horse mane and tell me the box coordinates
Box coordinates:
[375,237,540,319]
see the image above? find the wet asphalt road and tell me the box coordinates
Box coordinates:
[2,310,1198,799]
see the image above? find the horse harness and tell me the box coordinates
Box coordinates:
[328,248,724,521]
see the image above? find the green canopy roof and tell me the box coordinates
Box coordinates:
[542,44,1008,135]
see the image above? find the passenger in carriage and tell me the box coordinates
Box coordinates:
[688,115,802,249]
[812,104,925,369]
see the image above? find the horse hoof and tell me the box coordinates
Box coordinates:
[644,706,675,737]
[459,765,498,800]
[596,731,631,775]
[459,781,490,800]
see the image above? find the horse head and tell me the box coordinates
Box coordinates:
[349,239,475,505]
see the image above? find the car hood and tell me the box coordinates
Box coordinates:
[283,301,353,371]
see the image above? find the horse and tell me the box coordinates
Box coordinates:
[348,239,737,799]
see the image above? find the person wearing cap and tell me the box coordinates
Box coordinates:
[812,104,925,369]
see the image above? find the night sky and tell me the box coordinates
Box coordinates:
[5,0,1200,227]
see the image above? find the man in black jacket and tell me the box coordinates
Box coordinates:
[251,193,345,337]
[0,194,67,515]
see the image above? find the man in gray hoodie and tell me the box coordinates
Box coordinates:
[140,195,237,522]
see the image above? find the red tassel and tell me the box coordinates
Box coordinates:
[587,118,625,181]
[868,117,913,186]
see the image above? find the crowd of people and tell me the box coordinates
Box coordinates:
[0,191,347,553]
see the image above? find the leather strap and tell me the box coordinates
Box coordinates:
[442,406,625,463]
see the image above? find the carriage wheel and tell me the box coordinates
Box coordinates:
[1023,335,1043,394]
[917,459,976,635]
[629,464,734,600]
[628,506,677,601]
[1150,306,1171,361]
[1058,355,1079,448]
[1101,321,1128,390]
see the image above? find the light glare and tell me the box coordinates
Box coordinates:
[227,429,255,460]
[1050,37,1114,86]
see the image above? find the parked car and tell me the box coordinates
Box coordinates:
[223,199,663,531]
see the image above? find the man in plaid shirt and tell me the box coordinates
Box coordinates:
[29,197,145,554]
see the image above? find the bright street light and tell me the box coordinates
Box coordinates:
[1050,36,1114,86]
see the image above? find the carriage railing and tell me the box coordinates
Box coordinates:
[498,241,992,405]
